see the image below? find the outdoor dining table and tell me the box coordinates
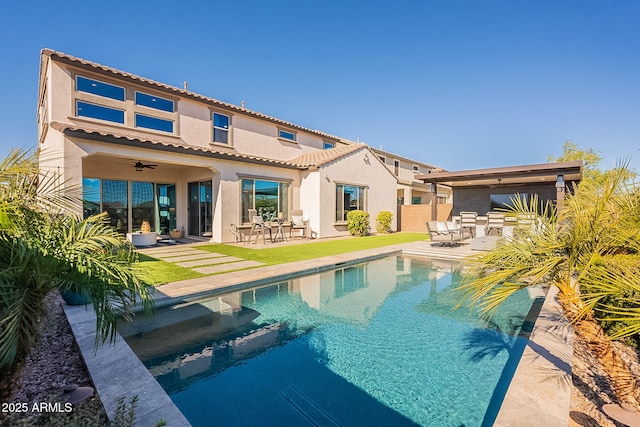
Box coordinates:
[272,218,288,242]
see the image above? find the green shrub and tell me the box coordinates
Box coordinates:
[346,210,369,237]
[375,211,393,234]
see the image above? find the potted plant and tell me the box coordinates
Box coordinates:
[169,227,183,239]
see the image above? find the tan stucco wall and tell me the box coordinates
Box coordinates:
[317,148,397,238]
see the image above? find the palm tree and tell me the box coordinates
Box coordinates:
[457,164,640,406]
[0,149,154,373]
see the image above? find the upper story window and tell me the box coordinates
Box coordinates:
[213,113,230,144]
[135,114,173,133]
[77,101,125,123]
[413,165,419,173]
[394,160,399,176]
[74,74,177,133]
[278,129,296,142]
[379,156,386,164]
[135,91,174,112]
[323,141,335,149]
[77,76,125,101]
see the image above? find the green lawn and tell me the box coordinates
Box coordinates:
[138,232,427,285]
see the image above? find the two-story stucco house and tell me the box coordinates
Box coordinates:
[37,49,444,242]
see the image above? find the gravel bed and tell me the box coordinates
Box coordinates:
[0,292,108,426]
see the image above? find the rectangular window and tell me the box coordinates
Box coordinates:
[77,101,125,123]
[241,178,289,223]
[135,113,174,133]
[135,91,174,112]
[394,160,399,176]
[278,130,296,141]
[323,141,335,149]
[379,156,386,164]
[82,178,101,218]
[412,196,422,205]
[213,113,230,144]
[132,181,155,232]
[335,184,366,222]
[76,76,125,101]
[101,179,128,233]
[413,165,419,173]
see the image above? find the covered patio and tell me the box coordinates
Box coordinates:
[416,161,583,222]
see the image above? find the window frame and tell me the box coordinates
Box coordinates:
[335,182,367,223]
[134,90,175,113]
[73,72,178,135]
[278,129,297,142]
[323,141,335,149]
[239,175,292,223]
[76,100,125,124]
[76,75,125,101]
[212,111,232,145]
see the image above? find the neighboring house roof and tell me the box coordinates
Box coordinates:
[287,143,367,168]
[49,122,304,170]
[371,146,446,172]
[42,49,346,144]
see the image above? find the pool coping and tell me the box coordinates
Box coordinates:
[63,241,573,426]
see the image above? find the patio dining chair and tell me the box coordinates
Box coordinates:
[485,211,505,236]
[289,209,308,239]
[248,209,272,244]
[459,211,478,239]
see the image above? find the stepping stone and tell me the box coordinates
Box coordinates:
[177,256,244,268]
[144,249,211,259]
[193,260,264,274]
[161,252,226,263]
[141,248,206,258]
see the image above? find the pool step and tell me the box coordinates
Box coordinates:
[280,385,342,427]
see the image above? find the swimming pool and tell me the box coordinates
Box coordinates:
[119,255,543,426]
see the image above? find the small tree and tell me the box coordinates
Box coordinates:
[375,211,393,234]
[346,210,369,237]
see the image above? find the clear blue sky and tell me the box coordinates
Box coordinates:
[1,0,639,172]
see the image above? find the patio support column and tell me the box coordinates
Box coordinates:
[555,174,565,212]
[429,182,438,221]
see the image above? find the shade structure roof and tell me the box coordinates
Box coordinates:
[415,161,583,188]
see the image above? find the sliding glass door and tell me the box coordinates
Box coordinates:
[188,180,213,237]
[83,179,176,235]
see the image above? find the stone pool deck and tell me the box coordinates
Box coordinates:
[64,239,573,426]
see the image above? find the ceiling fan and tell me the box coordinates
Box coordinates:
[133,161,157,171]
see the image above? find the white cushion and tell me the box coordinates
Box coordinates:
[292,215,304,226]
[436,222,448,233]
[446,221,459,231]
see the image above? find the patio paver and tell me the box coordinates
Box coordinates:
[177,256,246,268]
[161,252,227,263]
[192,260,264,274]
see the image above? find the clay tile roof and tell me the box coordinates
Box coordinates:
[287,143,368,168]
[42,49,345,143]
[49,122,302,169]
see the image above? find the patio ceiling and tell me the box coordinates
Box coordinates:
[415,161,583,188]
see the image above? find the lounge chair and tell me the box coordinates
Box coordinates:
[289,209,308,239]
[427,221,462,247]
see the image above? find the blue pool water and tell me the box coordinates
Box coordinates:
[120,255,543,427]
